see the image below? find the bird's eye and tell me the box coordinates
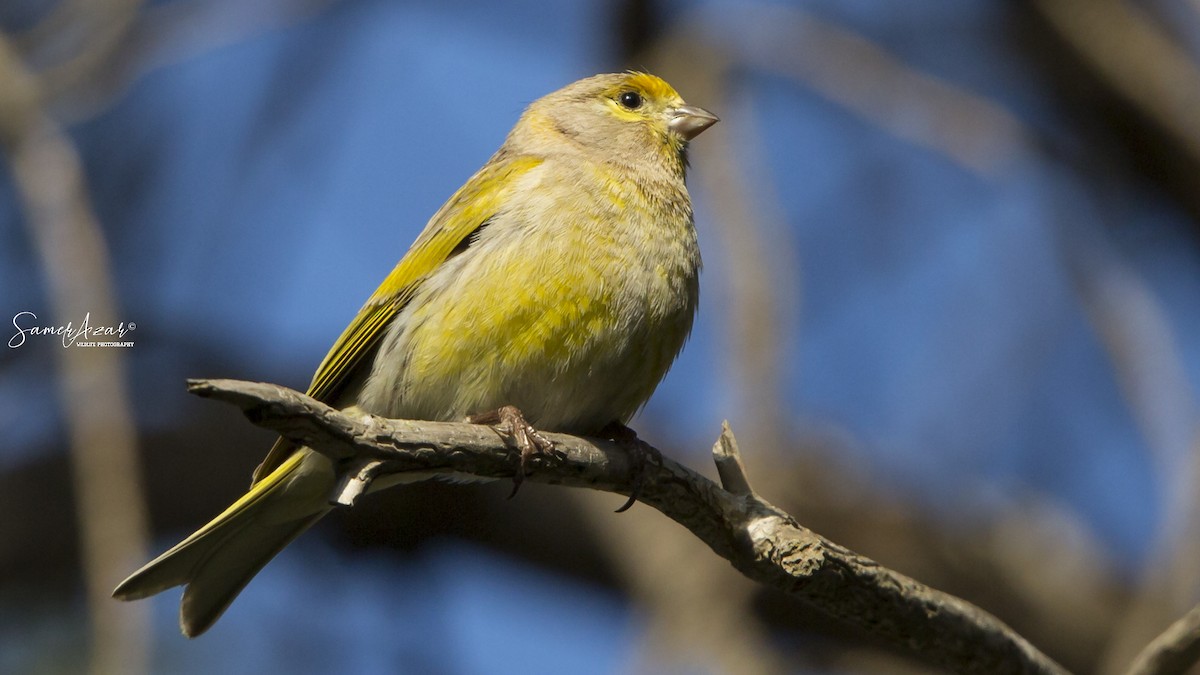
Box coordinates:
[617,91,644,110]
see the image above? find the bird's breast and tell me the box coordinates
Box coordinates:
[360,162,700,434]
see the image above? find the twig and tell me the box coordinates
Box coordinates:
[188,378,1069,675]
[712,420,753,496]
[333,459,385,507]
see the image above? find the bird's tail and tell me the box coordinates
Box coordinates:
[112,448,334,637]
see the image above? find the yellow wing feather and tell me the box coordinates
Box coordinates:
[251,153,543,484]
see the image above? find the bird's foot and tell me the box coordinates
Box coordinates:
[597,421,662,513]
[471,405,555,498]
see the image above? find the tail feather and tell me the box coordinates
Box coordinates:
[113,449,334,637]
[178,512,324,637]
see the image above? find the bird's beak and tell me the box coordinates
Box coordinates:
[668,105,719,140]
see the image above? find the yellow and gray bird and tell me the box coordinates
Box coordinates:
[113,72,718,637]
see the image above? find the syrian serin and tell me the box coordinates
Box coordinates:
[113,72,718,637]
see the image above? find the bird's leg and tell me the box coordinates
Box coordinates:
[470,405,555,498]
[597,421,662,513]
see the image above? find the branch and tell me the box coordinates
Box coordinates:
[188,378,1068,675]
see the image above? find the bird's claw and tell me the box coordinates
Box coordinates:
[471,405,555,498]
[599,421,662,513]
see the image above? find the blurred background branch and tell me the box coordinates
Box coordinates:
[18,0,337,123]
[0,21,148,675]
[1031,0,1200,226]
[1125,602,1200,675]
[1065,225,1200,673]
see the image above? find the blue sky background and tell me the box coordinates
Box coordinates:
[3,0,1200,672]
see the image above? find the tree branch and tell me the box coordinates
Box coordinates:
[187,378,1068,675]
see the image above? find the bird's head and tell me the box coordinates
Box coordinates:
[514,72,718,172]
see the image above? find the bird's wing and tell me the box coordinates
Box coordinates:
[251,153,544,484]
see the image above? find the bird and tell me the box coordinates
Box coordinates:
[112,71,718,637]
